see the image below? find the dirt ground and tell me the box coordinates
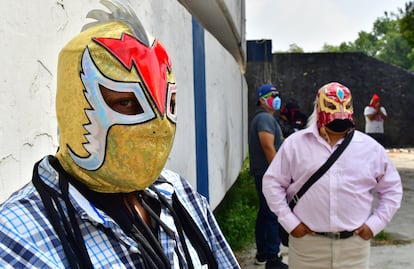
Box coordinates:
[235,148,414,269]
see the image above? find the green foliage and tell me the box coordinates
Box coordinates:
[322,41,355,53]
[354,31,378,56]
[399,2,414,47]
[288,44,304,53]
[374,230,391,241]
[321,2,414,70]
[399,2,414,69]
[214,157,258,251]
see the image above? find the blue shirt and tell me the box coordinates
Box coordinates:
[0,156,240,268]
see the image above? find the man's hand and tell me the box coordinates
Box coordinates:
[375,103,381,113]
[354,224,373,240]
[290,222,315,238]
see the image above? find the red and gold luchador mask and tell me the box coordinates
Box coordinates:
[55,3,176,193]
[316,82,354,129]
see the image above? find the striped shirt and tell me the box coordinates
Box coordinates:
[0,156,240,268]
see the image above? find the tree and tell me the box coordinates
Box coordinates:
[399,2,414,47]
[373,11,412,69]
[287,43,304,53]
[399,1,414,69]
[321,41,354,52]
[354,31,378,57]
[321,6,414,71]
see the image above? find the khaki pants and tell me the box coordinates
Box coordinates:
[289,234,370,269]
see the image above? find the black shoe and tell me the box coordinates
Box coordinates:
[265,255,288,269]
[254,254,267,265]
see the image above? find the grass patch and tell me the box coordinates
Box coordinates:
[371,230,412,246]
[214,157,258,251]
[374,230,390,241]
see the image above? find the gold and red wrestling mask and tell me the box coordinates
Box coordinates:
[316,82,354,130]
[55,4,176,193]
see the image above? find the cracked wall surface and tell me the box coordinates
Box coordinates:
[0,0,247,209]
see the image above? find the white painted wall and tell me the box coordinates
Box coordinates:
[0,0,98,201]
[205,31,248,208]
[0,0,247,209]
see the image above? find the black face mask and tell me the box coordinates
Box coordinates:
[326,119,353,132]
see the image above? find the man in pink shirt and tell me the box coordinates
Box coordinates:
[263,82,402,269]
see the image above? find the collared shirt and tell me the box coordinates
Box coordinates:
[263,123,402,235]
[0,156,240,268]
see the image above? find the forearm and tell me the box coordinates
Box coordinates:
[367,108,387,121]
[366,161,402,235]
[263,162,301,232]
[263,147,276,163]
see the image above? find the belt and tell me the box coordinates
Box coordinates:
[315,231,355,239]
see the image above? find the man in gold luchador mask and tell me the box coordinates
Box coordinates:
[0,1,240,268]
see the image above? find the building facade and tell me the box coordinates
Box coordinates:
[0,0,248,209]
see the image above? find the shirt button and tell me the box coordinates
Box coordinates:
[130,246,139,253]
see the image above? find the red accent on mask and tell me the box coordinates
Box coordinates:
[316,82,354,129]
[93,33,171,115]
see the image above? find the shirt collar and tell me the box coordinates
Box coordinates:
[304,122,362,146]
[38,157,118,226]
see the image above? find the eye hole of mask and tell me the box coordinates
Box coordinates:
[99,85,144,115]
[166,84,177,123]
[169,92,176,115]
[345,100,353,110]
[323,99,337,110]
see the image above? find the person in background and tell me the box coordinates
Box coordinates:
[364,93,388,146]
[0,1,240,268]
[248,84,288,269]
[278,98,308,138]
[262,82,402,269]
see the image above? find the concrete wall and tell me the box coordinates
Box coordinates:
[205,31,248,206]
[246,45,414,148]
[0,0,248,209]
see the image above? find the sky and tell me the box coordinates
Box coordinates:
[246,0,409,52]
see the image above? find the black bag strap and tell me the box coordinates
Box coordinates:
[32,158,94,269]
[172,193,218,269]
[288,129,354,210]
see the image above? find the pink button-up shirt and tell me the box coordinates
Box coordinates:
[263,123,402,236]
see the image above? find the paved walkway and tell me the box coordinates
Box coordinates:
[235,149,414,269]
